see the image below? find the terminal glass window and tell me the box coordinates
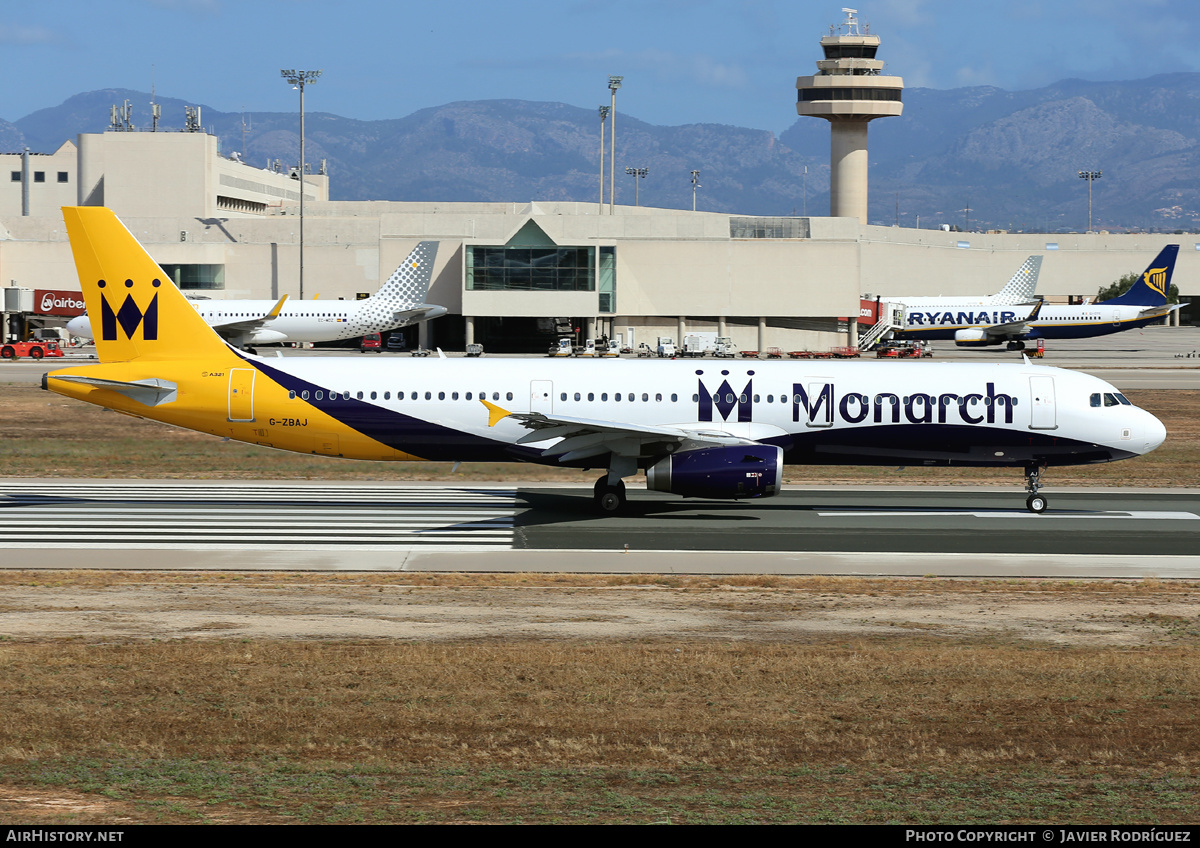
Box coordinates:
[598,246,616,313]
[466,246,595,291]
[158,263,226,291]
[730,217,810,239]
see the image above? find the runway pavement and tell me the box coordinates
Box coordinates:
[2,481,1197,577]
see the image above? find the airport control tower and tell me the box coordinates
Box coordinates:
[796,8,903,223]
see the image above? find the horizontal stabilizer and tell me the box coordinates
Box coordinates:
[47,374,177,407]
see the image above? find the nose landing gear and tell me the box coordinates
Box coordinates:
[1024,463,1047,513]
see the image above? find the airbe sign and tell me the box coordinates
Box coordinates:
[98,279,160,341]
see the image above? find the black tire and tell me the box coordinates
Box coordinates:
[593,477,627,514]
[0,346,14,360]
[1026,494,1047,514]
[597,490,625,513]
[29,347,43,360]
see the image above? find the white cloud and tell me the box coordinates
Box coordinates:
[564,48,750,89]
[144,0,222,15]
[0,24,60,45]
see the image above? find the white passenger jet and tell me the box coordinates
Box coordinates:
[884,255,1043,310]
[66,241,445,349]
[46,208,1166,515]
[892,246,1183,350]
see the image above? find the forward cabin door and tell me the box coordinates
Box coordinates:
[1028,376,1057,430]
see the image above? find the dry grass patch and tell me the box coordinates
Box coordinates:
[0,639,1197,823]
[0,573,1196,821]
[0,638,1198,768]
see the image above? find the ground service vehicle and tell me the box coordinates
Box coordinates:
[1,340,65,360]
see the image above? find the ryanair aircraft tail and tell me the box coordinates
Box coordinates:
[63,206,234,363]
[1106,244,1178,308]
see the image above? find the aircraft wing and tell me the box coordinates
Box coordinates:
[979,298,1044,338]
[481,400,756,463]
[205,295,290,334]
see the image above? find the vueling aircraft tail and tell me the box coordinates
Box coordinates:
[62,206,234,363]
[993,256,1042,305]
[1106,244,1178,308]
[372,241,438,306]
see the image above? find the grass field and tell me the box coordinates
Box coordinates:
[0,383,1198,823]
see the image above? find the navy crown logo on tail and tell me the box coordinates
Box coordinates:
[99,278,160,341]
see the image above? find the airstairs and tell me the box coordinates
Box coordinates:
[857,302,906,350]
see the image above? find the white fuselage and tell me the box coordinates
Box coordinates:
[895,301,1173,342]
[242,355,1164,468]
[67,297,446,346]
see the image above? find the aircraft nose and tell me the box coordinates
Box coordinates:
[1141,410,1167,454]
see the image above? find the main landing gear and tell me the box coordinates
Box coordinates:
[592,455,636,514]
[594,476,627,513]
[1024,463,1047,514]
[1006,340,1026,351]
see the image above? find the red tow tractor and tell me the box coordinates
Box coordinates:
[0,340,65,360]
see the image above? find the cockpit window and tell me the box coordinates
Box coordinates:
[1115,393,1132,406]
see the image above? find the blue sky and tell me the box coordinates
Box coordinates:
[3,0,1200,133]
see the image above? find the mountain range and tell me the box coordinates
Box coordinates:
[5,74,1200,233]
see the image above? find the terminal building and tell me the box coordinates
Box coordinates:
[2,15,1193,349]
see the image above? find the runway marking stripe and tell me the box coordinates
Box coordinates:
[816,510,1200,520]
[0,484,518,551]
[0,543,511,552]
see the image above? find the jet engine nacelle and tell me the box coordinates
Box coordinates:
[646,444,783,500]
[246,329,289,344]
[954,328,998,347]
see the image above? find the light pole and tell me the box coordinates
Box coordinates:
[281,68,322,299]
[625,167,648,206]
[608,76,622,214]
[691,170,701,211]
[598,106,609,213]
[1078,170,1102,233]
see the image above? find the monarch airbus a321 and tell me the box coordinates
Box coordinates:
[45,208,1166,514]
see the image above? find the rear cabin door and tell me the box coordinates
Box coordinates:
[228,368,256,422]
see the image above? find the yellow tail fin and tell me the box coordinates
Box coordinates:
[63,206,233,363]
